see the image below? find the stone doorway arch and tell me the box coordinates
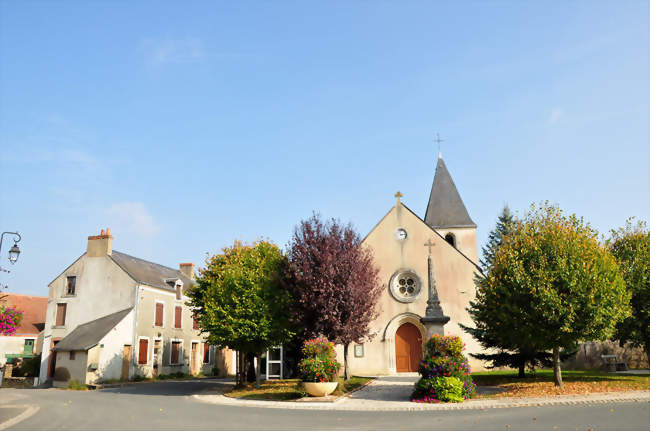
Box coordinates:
[382,312,425,373]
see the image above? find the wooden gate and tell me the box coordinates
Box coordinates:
[395,323,422,372]
[122,345,132,380]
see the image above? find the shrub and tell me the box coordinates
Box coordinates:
[298,337,341,382]
[13,355,41,377]
[67,379,88,390]
[53,367,71,382]
[211,367,220,377]
[411,335,476,403]
[413,376,464,403]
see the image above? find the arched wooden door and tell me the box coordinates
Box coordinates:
[395,323,423,372]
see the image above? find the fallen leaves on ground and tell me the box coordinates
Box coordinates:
[478,378,649,398]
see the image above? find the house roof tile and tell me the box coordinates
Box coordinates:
[1,293,47,335]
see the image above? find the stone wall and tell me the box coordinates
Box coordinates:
[563,341,648,370]
[1,376,36,388]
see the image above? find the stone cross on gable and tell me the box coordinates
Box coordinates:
[424,238,435,255]
[394,191,403,205]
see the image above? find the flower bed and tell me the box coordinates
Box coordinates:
[411,334,476,403]
[0,306,22,335]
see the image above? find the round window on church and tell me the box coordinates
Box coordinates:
[389,270,422,303]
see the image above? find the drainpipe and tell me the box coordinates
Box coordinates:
[132,284,141,374]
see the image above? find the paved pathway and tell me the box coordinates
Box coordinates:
[194,375,650,411]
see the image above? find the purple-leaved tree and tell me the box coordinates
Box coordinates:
[285,214,382,380]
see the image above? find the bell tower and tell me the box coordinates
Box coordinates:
[424,154,478,263]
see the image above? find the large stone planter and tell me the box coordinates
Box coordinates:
[303,381,338,397]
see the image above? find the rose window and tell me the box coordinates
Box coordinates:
[389,270,421,303]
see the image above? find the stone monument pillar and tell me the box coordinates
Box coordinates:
[420,239,450,339]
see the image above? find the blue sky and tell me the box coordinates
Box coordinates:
[1,1,648,296]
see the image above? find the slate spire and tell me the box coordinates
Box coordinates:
[424,155,476,229]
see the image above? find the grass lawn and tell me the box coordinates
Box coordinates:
[226,376,373,401]
[472,369,650,398]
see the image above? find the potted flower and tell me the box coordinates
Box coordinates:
[298,337,341,397]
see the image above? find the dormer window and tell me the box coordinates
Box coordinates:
[444,233,456,248]
[165,278,183,300]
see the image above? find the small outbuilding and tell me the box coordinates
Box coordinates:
[51,308,133,387]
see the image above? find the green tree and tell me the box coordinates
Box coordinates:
[464,205,573,377]
[472,203,630,386]
[480,204,515,271]
[188,240,295,388]
[609,218,650,365]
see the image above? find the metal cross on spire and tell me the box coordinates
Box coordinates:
[424,238,435,255]
[434,133,444,158]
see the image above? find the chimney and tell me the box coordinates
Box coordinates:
[87,228,113,257]
[179,263,195,281]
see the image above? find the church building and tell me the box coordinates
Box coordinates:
[344,154,485,375]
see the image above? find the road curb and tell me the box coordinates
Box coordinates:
[100,377,229,389]
[193,390,650,411]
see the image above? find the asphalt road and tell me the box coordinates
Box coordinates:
[1,380,649,431]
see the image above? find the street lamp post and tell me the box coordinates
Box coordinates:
[0,232,21,265]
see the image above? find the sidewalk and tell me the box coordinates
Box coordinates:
[193,375,650,411]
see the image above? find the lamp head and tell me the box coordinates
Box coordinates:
[8,243,20,264]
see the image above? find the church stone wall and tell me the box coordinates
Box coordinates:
[346,203,487,376]
[434,227,478,264]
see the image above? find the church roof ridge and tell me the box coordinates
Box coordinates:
[360,201,483,274]
[424,156,476,229]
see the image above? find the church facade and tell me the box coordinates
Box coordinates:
[343,155,485,375]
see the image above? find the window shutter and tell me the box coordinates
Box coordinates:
[174,306,182,328]
[203,343,210,363]
[155,303,164,327]
[138,339,148,364]
[193,315,199,330]
[171,342,180,364]
[56,304,67,326]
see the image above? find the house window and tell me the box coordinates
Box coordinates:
[24,339,34,355]
[354,344,364,358]
[138,338,149,364]
[55,303,67,326]
[445,233,456,248]
[171,341,182,364]
[70,351,76,360]
[66,276,76,296]
[176,284,182,300]
[155,302,164,327]
[193,315,199,330]
[203,343,210,364]
[174,306,182,329]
